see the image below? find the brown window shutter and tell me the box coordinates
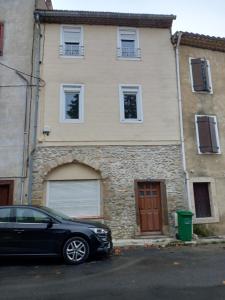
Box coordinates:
[197,116,219,153]
[191,58,210,92]
[197,116,212,153]
[209,116,219,153]
[0,23,4,56]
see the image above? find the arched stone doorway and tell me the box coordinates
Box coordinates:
[44,162,102,219]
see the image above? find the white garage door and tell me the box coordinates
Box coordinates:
[47,180,101,218]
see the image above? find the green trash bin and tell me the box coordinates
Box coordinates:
[177,210,193,241]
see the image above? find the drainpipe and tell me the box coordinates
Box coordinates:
[174,32,192,210]
[16,71,29,204]
[28,12,41,204]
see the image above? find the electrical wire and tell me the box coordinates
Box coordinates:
[0,84,38,87]
[0,61,46,87]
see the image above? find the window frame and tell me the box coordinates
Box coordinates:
[189,57,213,94]
[189,178,219,224]
[60,84,84,123]
[195,115,220,154]
[119,84,143,123]
[117,27,140,60]
[60,25,84,58]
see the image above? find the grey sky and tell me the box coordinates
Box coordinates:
[51,0,225,37]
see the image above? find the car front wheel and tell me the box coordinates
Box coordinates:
[63,237,90,265]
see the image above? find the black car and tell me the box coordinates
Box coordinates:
[0,205,112,264]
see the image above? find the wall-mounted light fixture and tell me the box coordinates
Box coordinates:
[43,126,51,136]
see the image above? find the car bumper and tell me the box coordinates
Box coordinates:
[96,241,113,254]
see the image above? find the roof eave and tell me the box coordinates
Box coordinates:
[172,31,225,53]
[34,10,176,28]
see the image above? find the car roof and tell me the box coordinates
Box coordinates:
[0,205,43,209]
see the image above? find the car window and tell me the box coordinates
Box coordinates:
[41,206,72,221]
[0,208,11,222]
[16,208,50,223]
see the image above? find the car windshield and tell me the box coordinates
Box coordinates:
[40,206,74,221]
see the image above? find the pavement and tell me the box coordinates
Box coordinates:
[1,243,225,299]
[113,235,225,248]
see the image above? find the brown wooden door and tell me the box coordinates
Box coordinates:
[0,181,13,205]
[137,182,162,233]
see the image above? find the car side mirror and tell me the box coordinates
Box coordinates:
[46,218,54,229]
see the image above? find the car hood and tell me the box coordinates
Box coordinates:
[63,218,110,230]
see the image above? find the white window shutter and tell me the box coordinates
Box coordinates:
[47,180,101,218]
[64,31,81,43]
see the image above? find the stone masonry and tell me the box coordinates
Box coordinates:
[32,145,187,238]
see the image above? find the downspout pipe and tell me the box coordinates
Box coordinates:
[174,32,192,211]
[28,12,41,204]
[16,71,29,204]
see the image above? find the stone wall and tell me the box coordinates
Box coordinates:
[32,145,186,238]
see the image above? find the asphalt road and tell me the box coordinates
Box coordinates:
[1,244,225,300]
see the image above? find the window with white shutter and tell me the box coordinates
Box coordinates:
[119,85,143,123]
[117,28,141,59]
[60,26,84,57]
[60,84,84,123]
[47,180,101,218]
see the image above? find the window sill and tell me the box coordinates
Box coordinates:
[60,119,84,124]
[193,217,219,224]
[117,56,141,61]
[120,119,143,124]
[197,151,221,155]
[60,55,84,59]
[192,89,213,95]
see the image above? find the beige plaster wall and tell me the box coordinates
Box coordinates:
[180,45,225,231]
[38,24,180,145]
[0,0,35,201]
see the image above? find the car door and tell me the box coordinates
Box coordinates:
[0,207,15,254]
[13,207,63,254]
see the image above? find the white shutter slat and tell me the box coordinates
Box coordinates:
[64,32,80,43]
[48,180,100,217]
[120,33,135,40]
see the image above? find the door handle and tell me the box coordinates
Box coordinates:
[14,229,24,233]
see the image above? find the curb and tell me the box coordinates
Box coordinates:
[113,236,225,249]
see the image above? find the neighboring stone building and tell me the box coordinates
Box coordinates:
[0,0,52,205]
[32,10,186,239]
[172,32,225,235]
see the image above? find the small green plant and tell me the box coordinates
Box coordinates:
[193,224,214,237]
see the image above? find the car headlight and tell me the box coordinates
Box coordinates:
[89,227,108,234]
